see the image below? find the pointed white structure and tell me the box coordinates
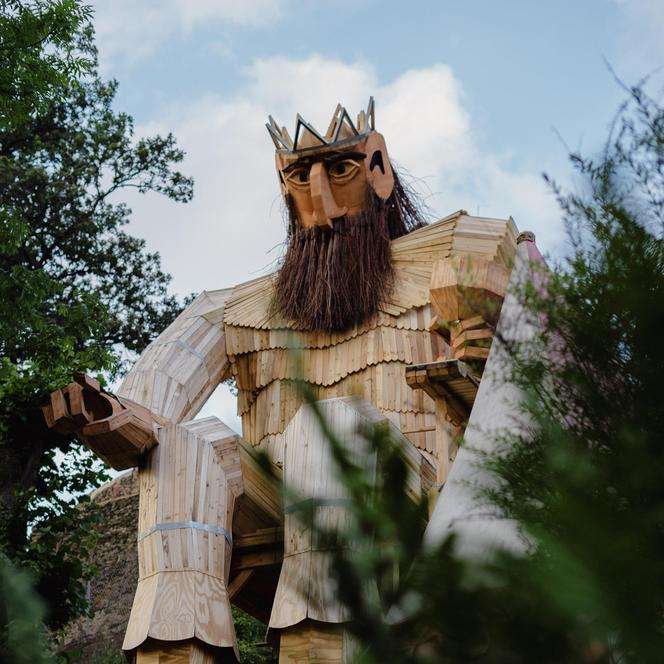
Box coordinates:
[423,233,547,557]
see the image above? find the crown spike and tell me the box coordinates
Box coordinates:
[267,98,376,151]
[357,109,366,132]
[280,125,294,149]
[366,96,375,130]
[294,114,328,150]
[331,106,359,142]
[325,103,343,141]
[266,120,289,149]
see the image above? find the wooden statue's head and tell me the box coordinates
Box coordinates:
[268,98,395,229]
[267,99,424,331]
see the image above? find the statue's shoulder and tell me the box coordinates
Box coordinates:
[388,210,518,314]
[223,272,279,331]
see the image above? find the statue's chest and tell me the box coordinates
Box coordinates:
[224,305,446,458]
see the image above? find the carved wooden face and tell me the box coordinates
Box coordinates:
[275,132,395,228]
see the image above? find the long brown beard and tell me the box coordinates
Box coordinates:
[274,174,423,331]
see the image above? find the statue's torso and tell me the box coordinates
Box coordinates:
[226,302,446,466]
[222,212,490,470]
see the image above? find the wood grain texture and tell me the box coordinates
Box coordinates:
[136,639,237,663]
[115,211,518,659]
[124,417,242,658]
[224,213,517,480]
[269,398,433,632]
[278,622,346,664]
[223,213,517,331]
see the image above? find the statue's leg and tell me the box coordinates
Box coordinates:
[268,398,381,663]
[279,621,350,664]
[123,418,244,662]
[136,640,228,663]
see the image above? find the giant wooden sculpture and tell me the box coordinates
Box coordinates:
[44,98,520,663]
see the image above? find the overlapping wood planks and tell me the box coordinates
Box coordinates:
[219,212,518,467]
[225,305,432,356]
[115,210,519,659]
[238,364,437,449]
[231,325,447,392]
[449,215,518,267]
[278,623,349,664]
[233,437,283,535]
[227,298,445,458]
[221,212,515,332]
[269,399,377,630]
[136,641,223,664]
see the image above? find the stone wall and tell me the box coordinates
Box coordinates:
[60,471,139,661]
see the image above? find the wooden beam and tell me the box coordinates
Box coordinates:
[232,550,283,572]
[234,527,283,550]
[405,359,480,423]
[228,569,255,601]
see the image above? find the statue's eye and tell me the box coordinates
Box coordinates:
[329,159,359,181]
[285,167,310,186]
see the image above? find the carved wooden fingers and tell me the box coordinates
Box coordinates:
[42,373,159,470]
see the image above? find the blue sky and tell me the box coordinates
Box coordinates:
[89,0,664,429]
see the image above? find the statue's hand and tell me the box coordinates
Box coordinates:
[43,372,158,469]
[43,373,123,434]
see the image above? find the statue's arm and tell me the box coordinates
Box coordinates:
[43,288,234,469]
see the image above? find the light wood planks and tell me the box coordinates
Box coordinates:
[136,640,231,663]
[113,210,519,659]
[429,254,510,326]
[231,326,447,391]
[279,622,349,664]
[222,212,517,332]
[222,211,518,476]
[225,304,431,356]
[124,417,242,658]
[238,363,437,450]
[269,398,434,633]
[117,289,233,425]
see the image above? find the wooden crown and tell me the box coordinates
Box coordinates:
[266,97,376,152]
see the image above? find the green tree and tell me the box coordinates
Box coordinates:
[0,6,193,629]
[304,80,664,663]
[483,78,664,662]
[0,0,92,129]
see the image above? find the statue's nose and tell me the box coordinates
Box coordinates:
[310,162,348,227]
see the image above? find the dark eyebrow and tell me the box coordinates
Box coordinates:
[281,151,366,173]
[324,151,366,165]
[282,158,311,173]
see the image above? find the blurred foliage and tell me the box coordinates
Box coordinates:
[302,80,664,663]
[0,553,54,664]
[0,0,192,631]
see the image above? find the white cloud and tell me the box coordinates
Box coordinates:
[91,0,287,66]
